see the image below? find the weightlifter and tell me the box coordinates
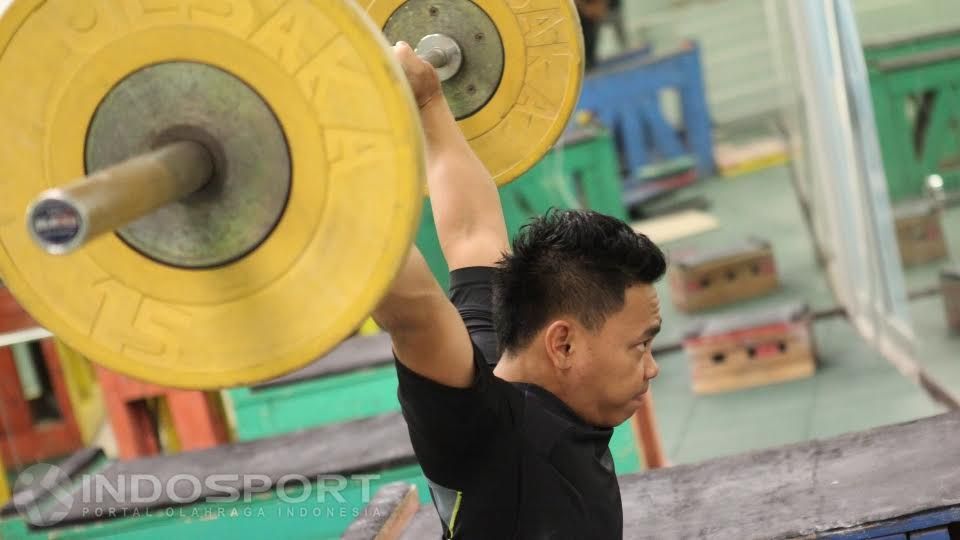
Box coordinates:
[372,43,666,539]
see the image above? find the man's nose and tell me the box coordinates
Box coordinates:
[646,356,660,380]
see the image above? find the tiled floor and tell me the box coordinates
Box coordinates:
[643,165,953,465]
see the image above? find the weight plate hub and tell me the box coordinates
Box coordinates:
[364,0,584,186]
[0,0,425,389]
[384,0,505,121]
[87,61,291,269]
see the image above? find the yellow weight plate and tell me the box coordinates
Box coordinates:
[0,451,8,507]
[363,0,584,186]
[0,0,424,389]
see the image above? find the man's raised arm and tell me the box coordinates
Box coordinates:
[393,42,509,270]
[371,247,475,388]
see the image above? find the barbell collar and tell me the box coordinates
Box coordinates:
[27,141,214,255]
[416,33,462,82]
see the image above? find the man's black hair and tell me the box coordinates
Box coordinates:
[492,209,666,354]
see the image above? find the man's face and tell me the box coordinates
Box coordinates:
[569,284,662,427]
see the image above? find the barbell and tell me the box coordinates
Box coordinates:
[0,0,584,389]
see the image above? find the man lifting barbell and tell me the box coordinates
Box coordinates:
[374,42,666,540]
[0,1,664,537]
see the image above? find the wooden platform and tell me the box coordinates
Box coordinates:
[353,411,960,539]
[894,201,948,267]
[683,302,817,394]
[667,237,779,312]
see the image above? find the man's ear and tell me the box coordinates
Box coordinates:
[543,320,575,370]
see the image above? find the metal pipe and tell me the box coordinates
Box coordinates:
[27,141,213,255]
[632,391,667,469]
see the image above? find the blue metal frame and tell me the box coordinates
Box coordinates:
[822,507,960,539]
[577,41,715,179]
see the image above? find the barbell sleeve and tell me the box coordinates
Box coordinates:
[419,47,450,69]
[415,34,463,82]
[27,141,213,255]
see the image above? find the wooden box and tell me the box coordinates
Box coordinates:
[683,302,816,394]
[96,366,230,459]
[0,284,38,334]
[0,339,84,464]
[668,237,779,313]
[943,266,960,333]
[894,201,947,267]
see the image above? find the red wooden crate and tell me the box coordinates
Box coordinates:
[0,340,83,466]
[96,367,230,459]
[0,286,39,334]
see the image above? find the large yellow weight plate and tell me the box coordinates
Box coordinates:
[0,0,424,389]
[363,0,584,186]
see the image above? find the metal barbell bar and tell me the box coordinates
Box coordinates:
[25,34,463,256]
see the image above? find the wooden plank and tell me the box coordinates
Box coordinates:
[0,327,53,349]
[631,210,719,244]
[39,412,415,527]
[398,506,442,540]
[0,447,103,518]
[341,482,420,540]
[252,333,395,390]
[618,411,960,539]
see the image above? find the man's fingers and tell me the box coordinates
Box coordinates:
[392,40,442,108]
[393,41,420,69]
[395,41,436,72]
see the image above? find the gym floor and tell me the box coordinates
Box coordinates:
[642,165,957,465]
